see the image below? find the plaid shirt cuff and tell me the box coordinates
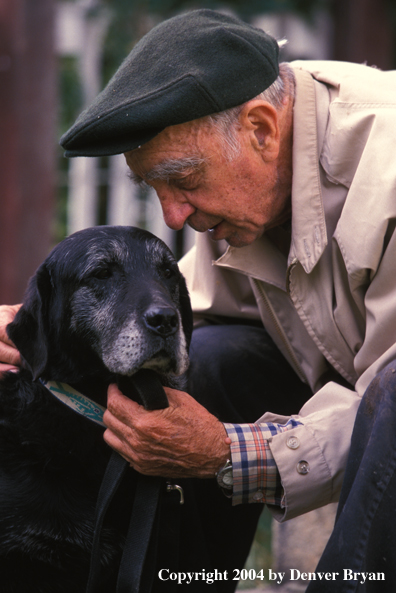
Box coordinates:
[223,420,303,506]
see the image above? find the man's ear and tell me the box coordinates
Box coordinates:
[239,100,280,162]
[6,264,52,380]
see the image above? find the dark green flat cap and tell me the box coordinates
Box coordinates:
[60,9,279,157]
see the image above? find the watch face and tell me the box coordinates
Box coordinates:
[222,470,233,487]
[217,462,233,490]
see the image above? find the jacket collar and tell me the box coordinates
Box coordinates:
[289,67,328,273]
[214,66,329,282]
[215,234,288,290]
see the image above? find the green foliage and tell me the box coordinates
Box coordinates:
[58,56,83,135]
[57,55,83,241]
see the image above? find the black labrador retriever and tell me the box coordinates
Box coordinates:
[0,225,193,593]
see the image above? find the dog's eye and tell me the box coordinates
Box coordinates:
[93,268,112,280]
[163,267,175,279]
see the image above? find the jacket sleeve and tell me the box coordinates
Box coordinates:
[260,382,361,521]
[266,215,396,521]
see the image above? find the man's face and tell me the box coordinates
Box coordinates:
[125,118,290,248]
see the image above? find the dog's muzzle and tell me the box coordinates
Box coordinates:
[143,306,178,337]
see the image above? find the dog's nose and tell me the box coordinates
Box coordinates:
[143,306,179,337]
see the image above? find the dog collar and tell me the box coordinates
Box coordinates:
[40,379,106,427]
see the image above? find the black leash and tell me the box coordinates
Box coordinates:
[86,370,181,593]
[117,473,163,593]
[86,451,130,593]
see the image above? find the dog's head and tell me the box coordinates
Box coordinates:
[7,226,193,386]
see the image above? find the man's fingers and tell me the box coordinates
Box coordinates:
[106,383,142,423]
[0,363,19,375]
[103,428,133,463]
[103,381,231,479]
[0,342,21,367]
[0,304,21,367]
[0,304,21,345]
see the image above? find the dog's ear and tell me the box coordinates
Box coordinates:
[7,263,52,380]
[178,274,193,349]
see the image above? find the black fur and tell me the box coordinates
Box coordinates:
[0,226,192,593]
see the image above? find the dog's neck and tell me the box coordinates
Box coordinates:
[35,370,114,409]
[67,375,111,408]
[41,379,107,428]
[62,374,143,409]
[39,373,146,430]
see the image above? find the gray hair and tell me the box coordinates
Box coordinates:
[127,63,295,186]
[206,62,295,160]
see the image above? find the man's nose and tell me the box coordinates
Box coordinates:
[158,194,196,231]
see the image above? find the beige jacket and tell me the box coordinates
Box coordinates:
[179,61,396,521]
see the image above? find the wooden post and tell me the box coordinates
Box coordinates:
[0,0,56,304]
[331,0,395,69]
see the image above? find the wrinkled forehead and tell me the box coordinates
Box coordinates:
[124,118,210,180]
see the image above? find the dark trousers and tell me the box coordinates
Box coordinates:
[154,324,311,592]
[306,359,396,593]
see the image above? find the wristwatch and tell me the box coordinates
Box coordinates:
[216,459,233,495]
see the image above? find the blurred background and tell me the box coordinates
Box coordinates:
[1,0,395,304]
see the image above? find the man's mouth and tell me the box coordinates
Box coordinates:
[187,217,229,240]
[207,220,223,232]
[206,221,225,240]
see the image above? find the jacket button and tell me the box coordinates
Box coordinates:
[296,460,310,475]
[252,490,264,502]
[286,436,300,449]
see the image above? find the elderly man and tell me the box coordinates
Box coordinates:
[1,9,396,590]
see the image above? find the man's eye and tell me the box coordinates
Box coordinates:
[174,181,195,190]
[172,176,199,191]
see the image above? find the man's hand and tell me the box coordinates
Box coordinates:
[0,304,21,373]
[103,384,231,479]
